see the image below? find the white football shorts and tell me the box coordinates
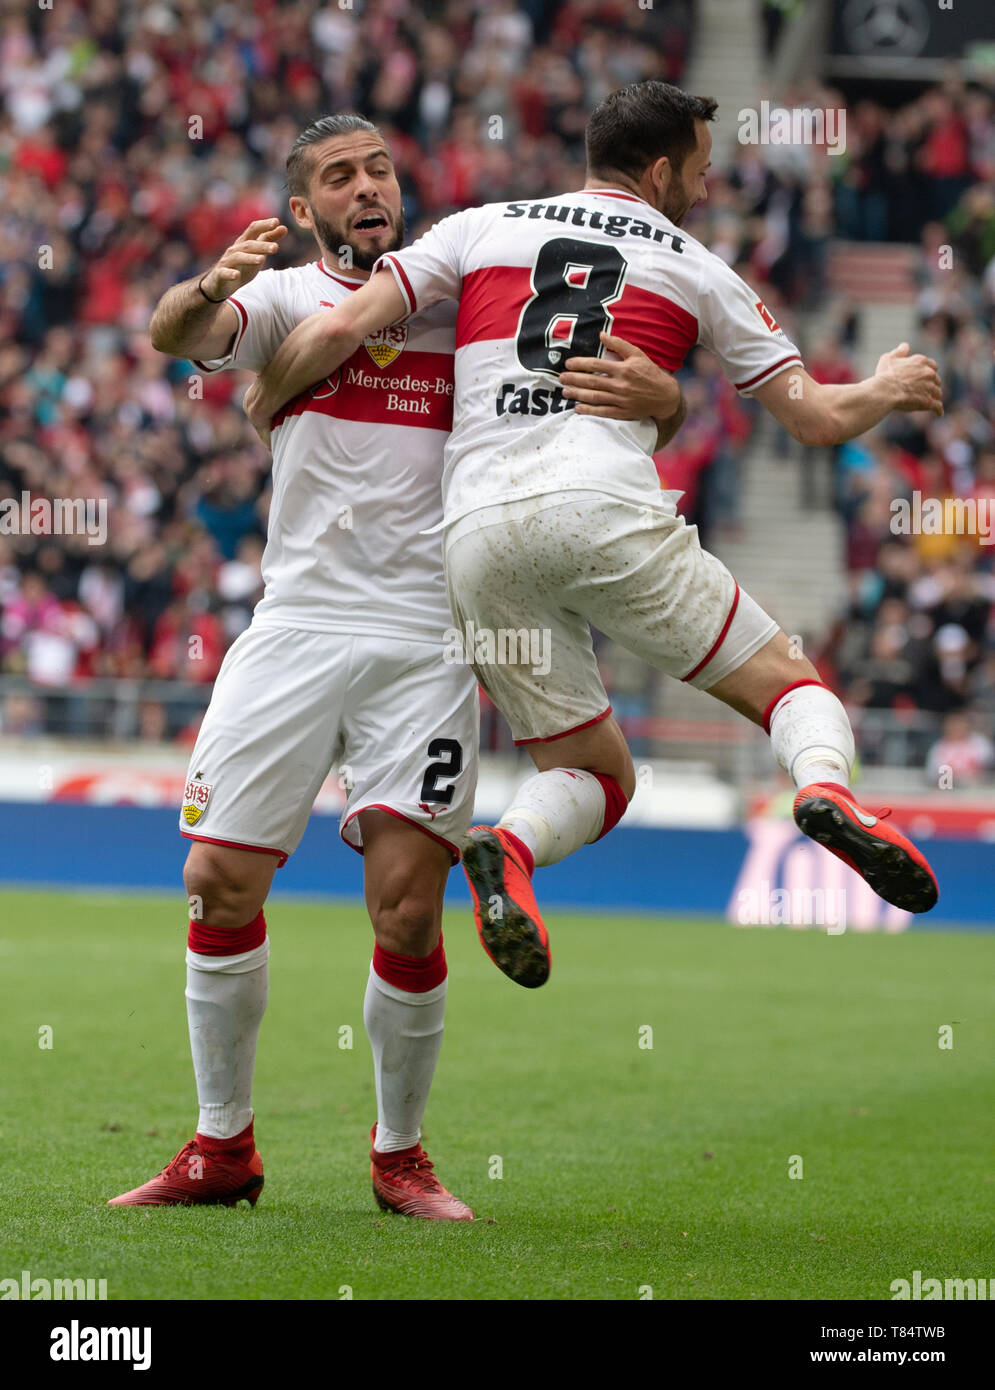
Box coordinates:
[443,490,778,744]
[179,624,479,864]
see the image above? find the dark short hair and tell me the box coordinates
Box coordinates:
[585,81,717,181]
[286,114,385,197]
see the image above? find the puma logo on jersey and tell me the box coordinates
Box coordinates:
[495,382,575,417]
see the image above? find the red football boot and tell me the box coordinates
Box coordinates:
[461,825,551,988]
[370,1126,474,1221]
[793,782,938,914]
[107,1123,264,1207]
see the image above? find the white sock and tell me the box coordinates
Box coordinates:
[364,967,447,1153]
[185,937,269,1140]
[768,685,855,789]
[499,767,607,866]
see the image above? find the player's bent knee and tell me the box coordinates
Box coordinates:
[183,842,273,928]
[371,894,441,958]
[707,629,824,725]
[616,761,637,803]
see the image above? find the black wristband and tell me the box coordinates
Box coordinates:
[198,276,227,304]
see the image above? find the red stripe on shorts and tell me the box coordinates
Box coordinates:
[181,833,288,868]
[514,705,612,746]
[682,585,741,683]
[340,805,461,864]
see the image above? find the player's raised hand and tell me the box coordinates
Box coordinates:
[874,342,943,417]
[199,218,288,302]
[559,331,682,421]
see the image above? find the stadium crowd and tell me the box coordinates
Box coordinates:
[810,175,995,775]
[0,0,993,775]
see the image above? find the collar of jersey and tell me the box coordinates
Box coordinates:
[582,187,653,208]
[318,260,363,290]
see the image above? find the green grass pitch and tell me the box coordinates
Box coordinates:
[1,887,991,1301]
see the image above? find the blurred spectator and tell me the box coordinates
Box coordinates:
[0,0,991,766]
[926,711,994,787]
[0,691,44,736]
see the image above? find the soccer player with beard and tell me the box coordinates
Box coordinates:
[108,114,683,1214]
[243,83,943,993]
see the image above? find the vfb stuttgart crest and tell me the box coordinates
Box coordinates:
[182,773,213,826]
[365,322,407,367]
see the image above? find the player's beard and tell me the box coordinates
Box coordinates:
[662,178,693,227]
[309,205,406,272]
[661,162,700,227]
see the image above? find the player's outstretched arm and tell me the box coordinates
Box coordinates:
[243,272,406,443]
[753,343,943,448]
[149,218,287,360]
[559,332,684,449]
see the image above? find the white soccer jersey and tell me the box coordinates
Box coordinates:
[193,259,456,642]
[379,188,802,527]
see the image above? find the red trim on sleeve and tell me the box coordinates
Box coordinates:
[191,297,248,372]
[180,832,288,868]
[372,935,447,993]
[682,585,741,683]
[735,354,802,392]
[381,254,417,313]
[188,909,267,957]
[761,679,828,736]
[514,705,612,746]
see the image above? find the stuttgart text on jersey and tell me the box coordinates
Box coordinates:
[502,200,688,251]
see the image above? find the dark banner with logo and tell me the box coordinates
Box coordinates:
[829,0,994,64]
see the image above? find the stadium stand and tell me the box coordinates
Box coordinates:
[0,0,992,787]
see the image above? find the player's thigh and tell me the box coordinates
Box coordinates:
[566,499,779,693]
[339,637,479,862]
[183,840,278,926]
[526,713,635,799]
[359,808,452,957]
[445,515,612,746]
[179,625,350,864]
[703,629,821,725]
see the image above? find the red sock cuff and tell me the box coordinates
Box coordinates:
[501,829,535,877]
[188,910,266,957]
[815,781,853,800]
[761,679,827,736]
[196,1119,255,1156]
[373,934,447,993]
[592,773,628,840]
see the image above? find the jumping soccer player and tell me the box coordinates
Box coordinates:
[243,82,943,992]
[109,114,684,1213]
